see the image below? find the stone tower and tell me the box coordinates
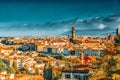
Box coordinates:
[71,27,76,40]
[116,28,120,38]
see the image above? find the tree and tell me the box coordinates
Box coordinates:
[43,62,52,80]
[89,53,120,79]
[107,56,117,76]
[52,71,58,80]
[106,46,116,55]
[47,63,52,80]
[35,67,39,75]
[60,54,67,60]
[0,58,14,73]
[12,61,18,73]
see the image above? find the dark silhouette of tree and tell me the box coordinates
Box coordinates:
[44,62,52,80]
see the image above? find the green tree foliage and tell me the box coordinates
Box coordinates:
[54,54,67,60]
[59,54,67,60]
[62,62,73,71]
[0,58,14,73]
[99,78,113,80]
[35,67,39,75]
[38,53,48,57]
[26,69,31,74]
[52,71,58,80]
[43,62,52,80]
[12,61,18,73]
[89,53,120,79]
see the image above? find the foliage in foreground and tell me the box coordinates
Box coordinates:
[89,53,120,80]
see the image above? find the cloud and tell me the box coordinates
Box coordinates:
[98,24,106,29]
[0,13,120,36]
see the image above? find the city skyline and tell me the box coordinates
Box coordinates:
[0,0,120,36]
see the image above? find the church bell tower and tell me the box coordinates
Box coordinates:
[71,27,76,40]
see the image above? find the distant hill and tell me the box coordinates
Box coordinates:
[61,29,115,36]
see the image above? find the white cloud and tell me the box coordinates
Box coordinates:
[23,24,28,26]
[98,24,106,29]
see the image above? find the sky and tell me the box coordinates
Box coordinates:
[0,0,120,36]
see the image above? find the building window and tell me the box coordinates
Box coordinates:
[65,74,71,78]
[83,75,88,80]
[74,75,79,79]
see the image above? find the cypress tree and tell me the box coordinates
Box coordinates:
[44,63,48,80]
[48,63,52,80]
[43,62,52,80]
[12,61,18,73]
[35,67,39,75]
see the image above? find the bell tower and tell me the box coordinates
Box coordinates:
[116,28,120,38]
[71,27,76,40]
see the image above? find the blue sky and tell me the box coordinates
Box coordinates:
[0,0,120,36]
[0,0,119,23]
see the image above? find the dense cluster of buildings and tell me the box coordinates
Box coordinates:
[0,27,118,80]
